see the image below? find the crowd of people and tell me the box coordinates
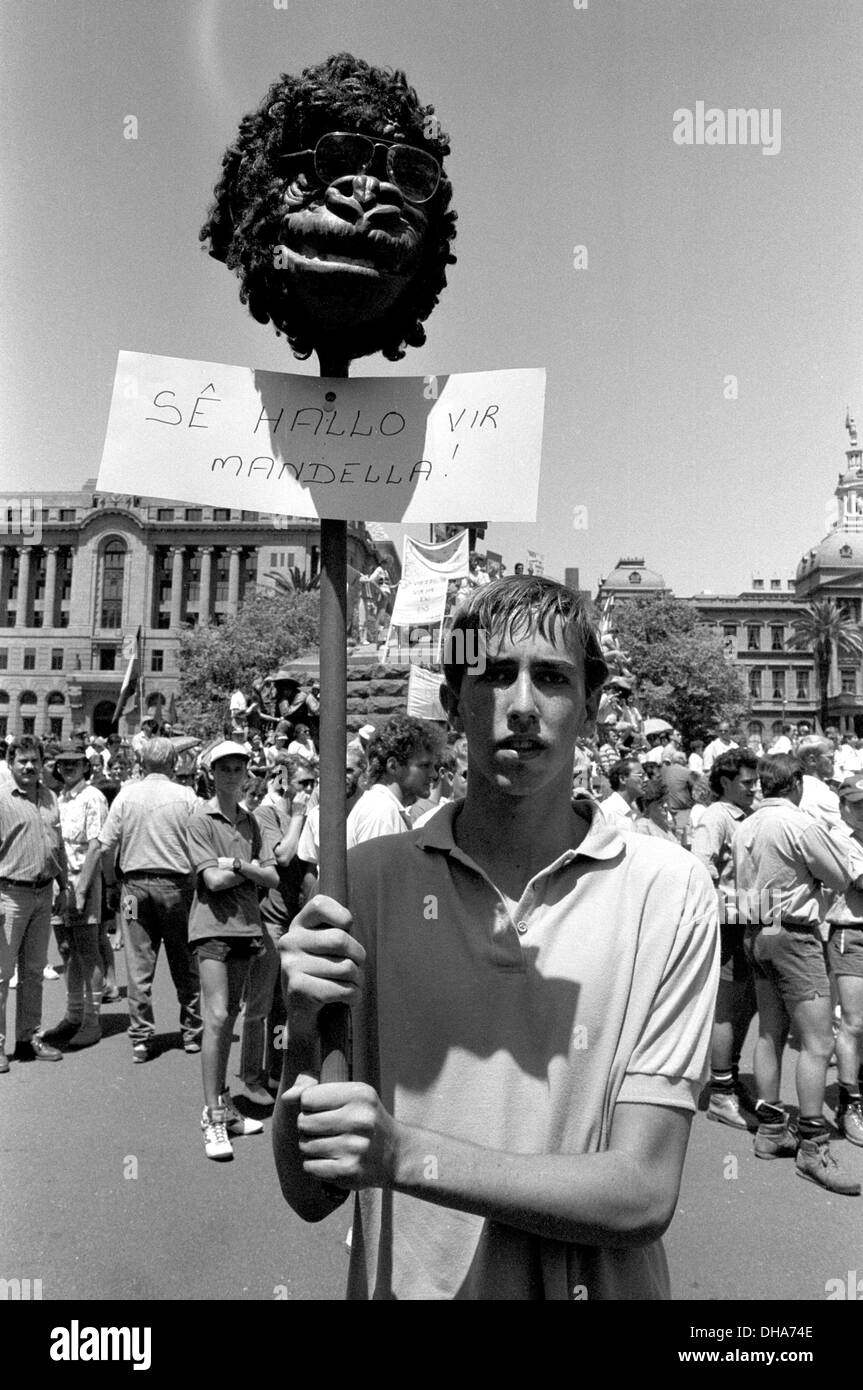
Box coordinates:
[0,674,463,1162]
[2,585,862,1230]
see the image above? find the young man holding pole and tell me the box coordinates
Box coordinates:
[274,576,720,1299]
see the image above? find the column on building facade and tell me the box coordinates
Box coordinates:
[169,546,185,629]
[0,548,8,624]
[43,547,58,628]
[227,547,242,615]
[198,547,213,622]
[15,546,31,628]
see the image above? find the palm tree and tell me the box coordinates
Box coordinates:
[263,566,320,595]
[788,599,863,731]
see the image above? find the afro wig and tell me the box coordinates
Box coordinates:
[200,53,457,364]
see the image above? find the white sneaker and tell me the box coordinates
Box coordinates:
[218,1090,264,1136]
[43,965,61,981]
[201,1106,234,1161]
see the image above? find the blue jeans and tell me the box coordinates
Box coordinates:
[122,876,202,1046]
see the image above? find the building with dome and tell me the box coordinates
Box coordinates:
[595,414,863,739]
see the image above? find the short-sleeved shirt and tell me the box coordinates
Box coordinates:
[345,799,719,1301]
[98,774,199,875]
[254,799,308,925]
[186,799,274,940]
[58,780,108,879]
[731,798,850,931]
[702,738,737,773]
[825,823,863,927]
[799,775,841,830]
[690,800,746,902]
[661,764,695,811]
[0,784,65,883]
[297,805,320,865]
[598,790,638,833]
[346,783,413,847]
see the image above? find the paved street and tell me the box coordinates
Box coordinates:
[3,950,861,1303]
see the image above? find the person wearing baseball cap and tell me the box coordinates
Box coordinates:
[186,740,279,1160]
[347,724,376,759]
[825,774,863,1145]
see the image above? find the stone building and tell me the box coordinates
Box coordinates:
[0,480,378,739]
[593,416,863,738]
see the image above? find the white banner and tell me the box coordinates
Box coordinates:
[402,531,470,581]
[389,574,449,628]
[389,530,468,629]
[97,351,545,523]
[406,665,448,722]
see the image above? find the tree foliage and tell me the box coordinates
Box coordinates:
[788,599,863,731]
[176,589,319,736]
[610,595,749,744]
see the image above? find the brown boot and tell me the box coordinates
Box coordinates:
[754,1120,797,1159]
[796,1134,861,1195]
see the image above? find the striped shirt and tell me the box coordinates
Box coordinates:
[0,785,65,883]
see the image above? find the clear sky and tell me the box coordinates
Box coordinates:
[3,0,863,596]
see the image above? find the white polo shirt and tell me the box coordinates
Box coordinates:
[345,799,719,1301]
[346,783,413,848]
[598,790,638,834]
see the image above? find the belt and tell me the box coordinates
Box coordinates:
[122,870,191,880]
[752,919,817,931]
[0,877,52,889]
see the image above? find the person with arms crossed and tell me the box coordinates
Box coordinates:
[273,576,720,1300]
[186,742,279,1160]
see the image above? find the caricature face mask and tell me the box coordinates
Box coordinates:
[201,53,457,366]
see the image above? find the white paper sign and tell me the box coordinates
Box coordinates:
[406,665,448,722]
[97,351,545,522]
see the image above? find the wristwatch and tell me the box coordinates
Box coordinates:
[232,857,242,875]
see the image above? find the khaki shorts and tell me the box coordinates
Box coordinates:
[745,924,831,1007]
[826,925,863,980]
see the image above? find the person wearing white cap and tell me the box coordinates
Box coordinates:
[186,741,279,1161]
[347,724,376,760]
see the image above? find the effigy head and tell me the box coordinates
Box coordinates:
[200,52,457,365]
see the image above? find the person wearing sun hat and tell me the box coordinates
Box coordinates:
[186,740,280,1160]
[42,744,108,1050]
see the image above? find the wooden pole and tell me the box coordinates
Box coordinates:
[315,355,350,1084]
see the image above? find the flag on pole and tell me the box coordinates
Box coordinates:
[112,628,141,725]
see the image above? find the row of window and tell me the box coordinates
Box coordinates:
[154,508,259,522]
[0,648,64,671]
[0,647,168,672]
[747,668,858,699]
[0,692,65,705]
[0,716,63,739]
[723,623,788,651]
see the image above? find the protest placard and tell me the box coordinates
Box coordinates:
[98,351,545,522]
